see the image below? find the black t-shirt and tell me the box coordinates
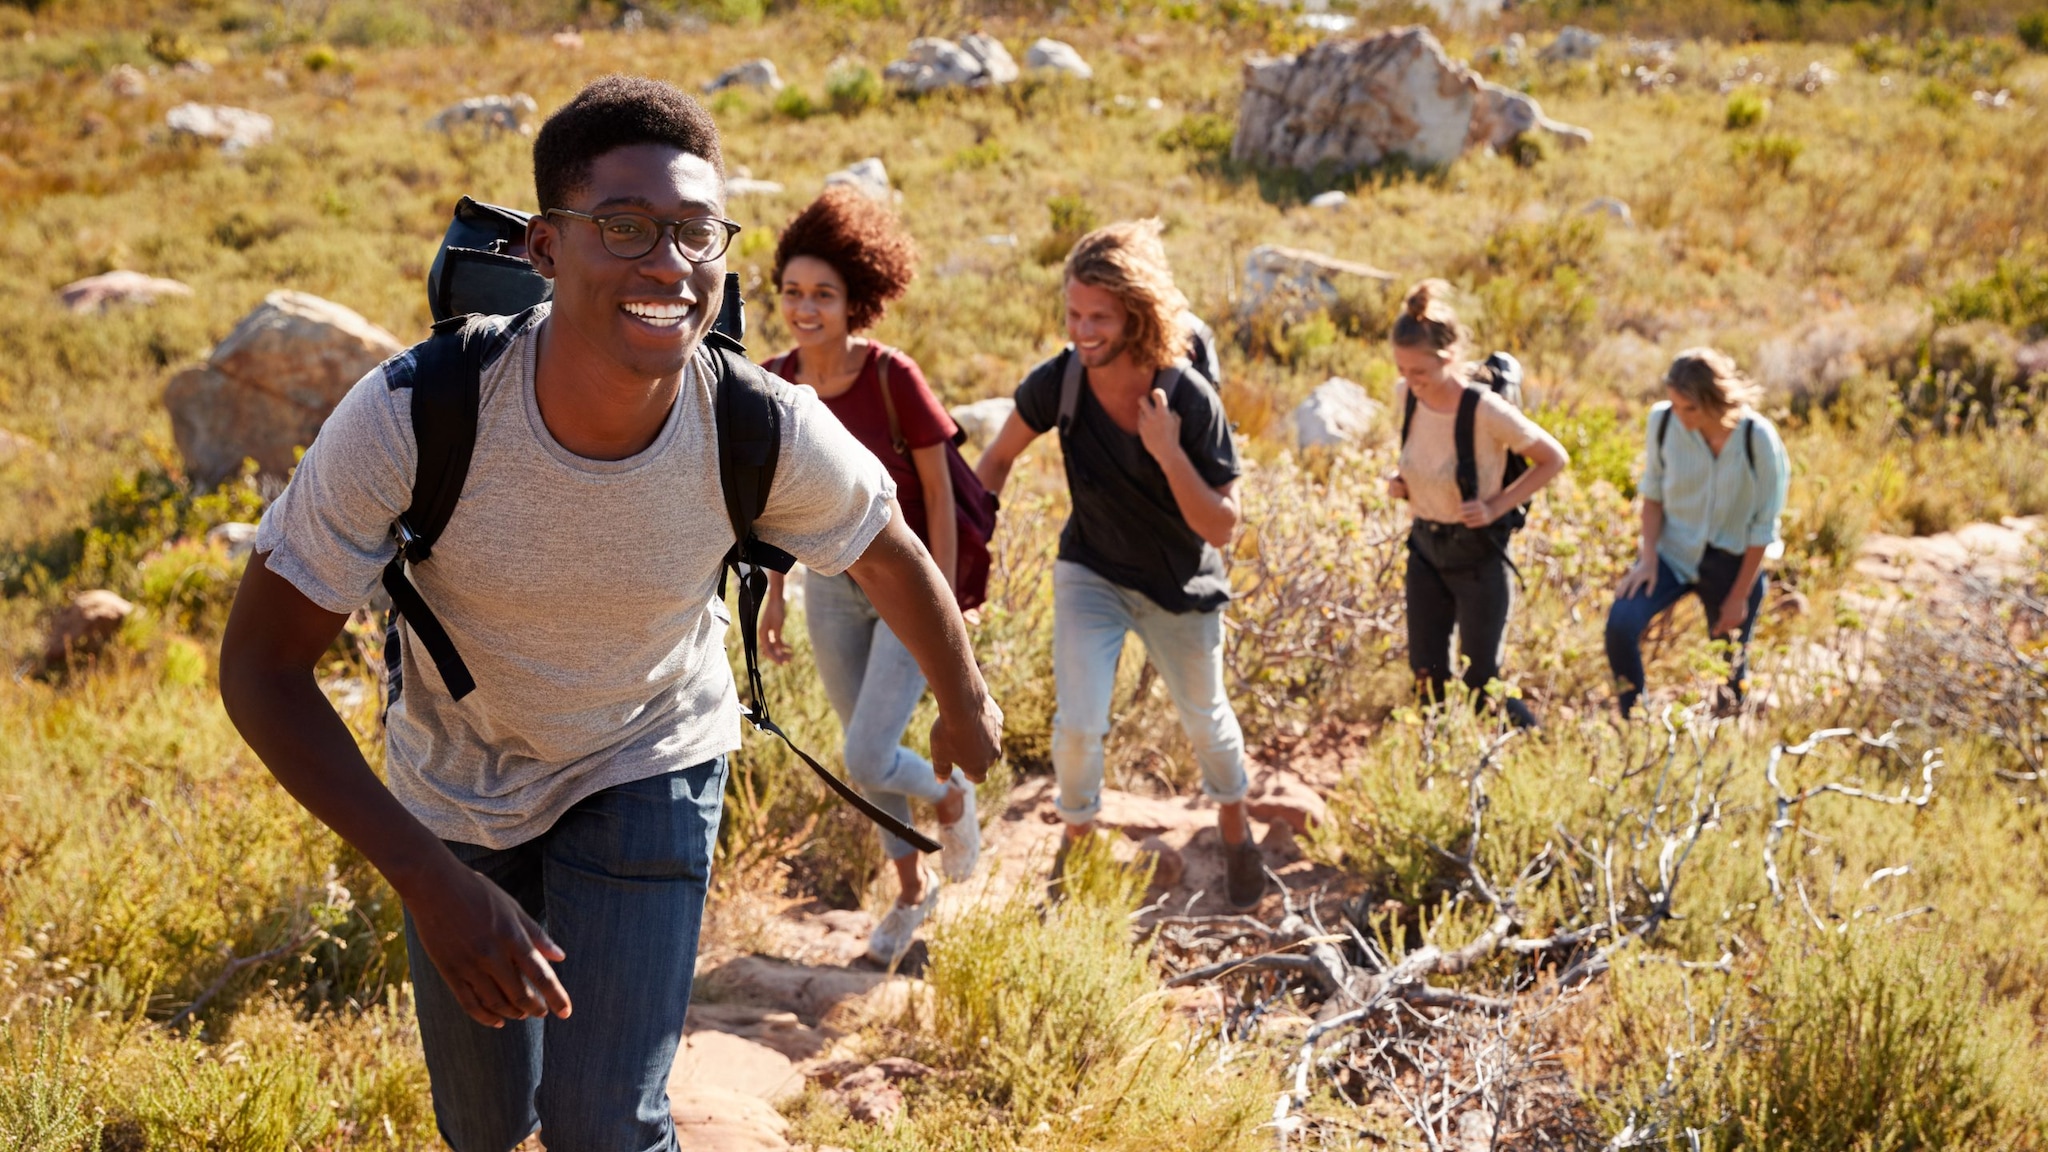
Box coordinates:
[1014,350,1241,613]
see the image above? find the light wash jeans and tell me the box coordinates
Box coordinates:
[805,571,952,860]
[1051,560,1250,825]
[404,757,726,1152]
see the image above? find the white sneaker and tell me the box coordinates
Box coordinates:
[938,772,981,884]
[866,871,941,967]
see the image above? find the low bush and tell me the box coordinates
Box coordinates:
[1724,87,1769,129]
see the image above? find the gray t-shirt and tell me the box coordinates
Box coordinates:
[254,307,894,848]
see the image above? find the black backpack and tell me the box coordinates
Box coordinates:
[378,199,940,854]
[1400,351,1532,533]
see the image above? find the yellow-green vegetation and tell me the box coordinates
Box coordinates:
[3,0,2048,1148]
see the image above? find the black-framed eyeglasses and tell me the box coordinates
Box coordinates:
[544,208,742,262]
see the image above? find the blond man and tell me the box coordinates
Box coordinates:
[976,220,1263,908]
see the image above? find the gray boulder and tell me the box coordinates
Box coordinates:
[950,397,1017,451]
[164,291,402,487]
[704,58,784,94]
[1233,26,1591,174]
[57,270,194,314]
[1293,377,1382,448]
[1539,26,1603,63]
[885,34,1017,93]
[1241,244,1393,322]
[166,103,274,153]
[824,157,891,201]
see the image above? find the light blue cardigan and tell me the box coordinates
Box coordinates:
[1639,402,1790,585]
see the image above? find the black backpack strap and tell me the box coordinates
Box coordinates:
[707,333,939,856]
[1057,347,1083,435]
[1401,387,1417,447]
[1153,362,1185,403]
[1744,416,1756,475]
[1453,386,1481,504]
[379,311,527,702]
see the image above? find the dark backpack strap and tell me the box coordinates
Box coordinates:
[872,344,909,458]
[1153,362,1185,403]
[1453,386,1481,504]
[1744,416,1756,475]
[1401,388,1417,448]
[1656,406,1671,474]
[1057,346,1083,435]
[707,334,939,856]
[380,310,527,702]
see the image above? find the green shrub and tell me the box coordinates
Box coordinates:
[325,0,435,49]
[1730,132,1804,178]
[1934,255,2048,336]
[825,63,882,116]
[771,84,816,120]
[1032,193,1100,266]
[1595,926,2048,1149]
[1157,112,1234,160]
[1917,78,1964,112]
[2022,12,2048,52]
[1724,88,1769,129]
[303,42,339,71]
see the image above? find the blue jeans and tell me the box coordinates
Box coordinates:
[404,757,727,1152]
[805,571,951,860]
[1604,549,1765,716]
[1051,560,1250,825]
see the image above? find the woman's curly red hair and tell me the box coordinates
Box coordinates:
[772,186,918,332]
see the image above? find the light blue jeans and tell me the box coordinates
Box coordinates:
[805,571,952,860]
[404,757,727,1152]
[1051,560,1250,825]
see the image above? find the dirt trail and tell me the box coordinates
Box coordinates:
[663,763,1342,1148]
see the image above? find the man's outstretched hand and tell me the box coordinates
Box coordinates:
[407,864,572,1028]
[931,692,1004,785]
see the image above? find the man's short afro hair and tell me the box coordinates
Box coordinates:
[772,186,919,333]
[532,75,723,211]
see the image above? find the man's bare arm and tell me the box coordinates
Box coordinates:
[218,556,570,1028]
[845,511,1002,782]
[974,411,1040,498]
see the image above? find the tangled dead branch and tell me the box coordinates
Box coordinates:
[1156,712,1950,1148]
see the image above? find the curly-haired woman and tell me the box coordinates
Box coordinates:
[757,186,979,965]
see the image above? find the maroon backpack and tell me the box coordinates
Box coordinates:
[770,346,999,612]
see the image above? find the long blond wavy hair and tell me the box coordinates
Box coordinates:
[1664,347,1764,428]
[1063,218,1191,371]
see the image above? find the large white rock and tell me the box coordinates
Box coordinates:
[885,33,1016,93]
[1240,244,1393,322]
[1293,377,1383,448]
[57,270,194,314]
[961,33,1019,84]
[163,291,402,487]
[823,157,891,201]
[1026,37,1093,79]
[166,103,274,153]
[949,397,1016,451]
[425,93,539,137]
[704,58,784,93]
[1233,26,1591,173]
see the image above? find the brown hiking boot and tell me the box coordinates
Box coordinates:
[1224,838,1266,909]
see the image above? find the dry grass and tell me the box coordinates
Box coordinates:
[3,1,2048,1148]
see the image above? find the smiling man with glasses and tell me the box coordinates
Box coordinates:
[218,75,1001,1151]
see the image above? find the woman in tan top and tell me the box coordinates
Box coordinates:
[1387,281,1568,727]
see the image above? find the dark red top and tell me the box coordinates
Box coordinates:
[763,344,957,548]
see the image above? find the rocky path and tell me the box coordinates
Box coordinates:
[651,764,1340,1149]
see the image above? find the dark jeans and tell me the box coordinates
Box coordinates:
[403,757,727,1152]
[1604,549,1765,716]
[1406,520,1515,705]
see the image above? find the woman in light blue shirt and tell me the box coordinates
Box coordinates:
[1605,348,1789,716]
